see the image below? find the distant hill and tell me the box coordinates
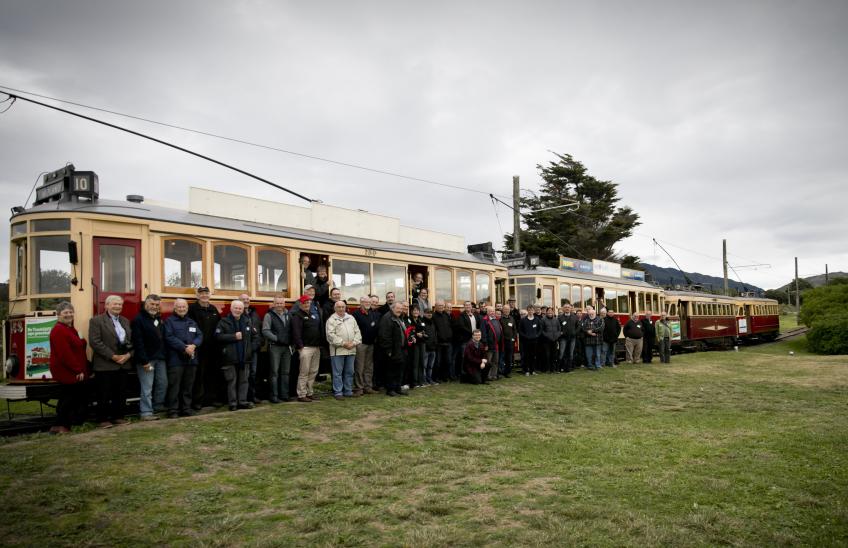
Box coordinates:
[639,263,763,293]
[775,271,847,291]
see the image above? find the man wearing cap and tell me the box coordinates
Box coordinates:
[188,286,222,407]
[292,294,322,402]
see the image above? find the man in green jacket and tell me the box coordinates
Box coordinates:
[656,312,673,364]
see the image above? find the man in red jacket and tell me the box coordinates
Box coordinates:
[48,301,91,434]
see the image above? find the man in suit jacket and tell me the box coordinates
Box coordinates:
[88,295,133,428]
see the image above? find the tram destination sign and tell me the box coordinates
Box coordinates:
[500,252,527,268]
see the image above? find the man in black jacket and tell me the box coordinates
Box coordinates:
[188,286,221,408]
[239,293,265,404]
[499,304,517,378]
[432,300,454,381]
[540,307,561,373]
[378,302,408,396]
[352,297,380,395]
[623,312,643,364]
[641,310,656,363]
[601,307,622,367]
[131,294,166,420]
[558,303,579,372]
[215,300,259,411]
[262,295,293,403]
[453,301,480,380]
[292,295,323,402]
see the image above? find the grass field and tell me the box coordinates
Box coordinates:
[1,338,846,547]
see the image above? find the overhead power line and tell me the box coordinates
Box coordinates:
[1,91,315,203]
[0,84,507,199]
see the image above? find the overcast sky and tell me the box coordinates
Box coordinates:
[1,0,846,289]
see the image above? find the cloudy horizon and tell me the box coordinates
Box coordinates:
[1,0,846,290]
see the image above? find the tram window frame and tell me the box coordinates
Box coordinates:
[373,263,407,303]
[582,286,593,310]
[650,294,659,313]
[435,267,453,302]
[330,257,371,305]
[475,271,491,304]
[670,303,677,316]
[542,285,554,308]
[638,293,646,314]
[559,283,570,306]
[604,289,617,312]
[256,247,290,297]
[31,234,72,296]
[571,285,582,309]
[213,242,250,294]
[14,239,27,296]
[163,237,206,293]
[616,291,629,314]
[11,222,26,237]
[456,270,473,303]
[31,219,71,232]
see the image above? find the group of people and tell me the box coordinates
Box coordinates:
[46,268,673,434]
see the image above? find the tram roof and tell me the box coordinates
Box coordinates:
[17,198,503,267]
[508,266,658,289]
[664,289,756,301]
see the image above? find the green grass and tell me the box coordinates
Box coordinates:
[780,313,801,332]
[1,343,846,547]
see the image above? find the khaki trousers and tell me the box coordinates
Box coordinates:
[354,343,374,392]
[625,338,643,364]
[297,346,321,397]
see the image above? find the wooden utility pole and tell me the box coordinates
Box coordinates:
[513,175,521,253]
[723,239,729,296]
[825,264,829,285]
[794,257,800,310]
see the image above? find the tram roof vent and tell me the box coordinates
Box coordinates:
[126,194,144,203]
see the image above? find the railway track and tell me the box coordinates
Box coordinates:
[774,326,808,341]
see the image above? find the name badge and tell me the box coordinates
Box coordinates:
[508,322,513,327]
[561,321,566,325]
[189,326,197,333]
[371,322,376,327]
[311,314,317,320]
[154,319,159,327]
[532,324,537,328]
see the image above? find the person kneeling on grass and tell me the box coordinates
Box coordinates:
[463,329,490,385]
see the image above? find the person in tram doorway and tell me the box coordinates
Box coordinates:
[239,293,264,404]
[410,271,425,303]
[164,299,203,418]
[326,300,362,399]
[48,301,91,434]
[262,295,294,403]
[292,294,323,402]
[131,294,167,420]
[313,265,331,308]
[88,295,133,428]
[188,286,221,409]
[656,312,673,364]
[641,310,656,363]
[300,255,315,289]
[216,300,258,411]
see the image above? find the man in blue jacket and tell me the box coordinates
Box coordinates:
[131,294,167,420]
[352,296,380,395]
[164,298,203,418]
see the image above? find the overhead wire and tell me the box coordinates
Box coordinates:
[0,84,510,200]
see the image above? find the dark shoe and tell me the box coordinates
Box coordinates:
[309,395,320,401]
[179,409,196,417]
[253,398,261,404]
[238,402,255,410]
[229,405,238,411]
[191,404,202,411]
[269,398,280,404]
[334,395,344,400]
[167,413,179,419]
[141,415,160,422]
[386,391,399,397]
[297,397,312,403]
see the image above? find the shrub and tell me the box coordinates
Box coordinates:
[806,316,848,355]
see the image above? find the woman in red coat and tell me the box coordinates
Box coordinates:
[49,301,90,434]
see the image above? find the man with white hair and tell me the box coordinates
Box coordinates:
[216,299,258,410]
[88,295,133,428]
[164,298,203,417]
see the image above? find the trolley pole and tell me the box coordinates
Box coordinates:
[794,257,800,312]
[723,239,729,296]
[513,175,521,253]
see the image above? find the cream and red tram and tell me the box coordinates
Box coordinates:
[5,170,507,384]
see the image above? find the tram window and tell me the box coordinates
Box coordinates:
[616,292,629,314]
[638,293,646,313]
[542,286,554,307]
[31,219,70,232]
[650,294,659,313]
[12,222,26,236]
[331,259,370,304]
[435,268,453,302]
[559,283,570,306]
[475,272,491,304]
[456,270,472,302]
[100,245,136,293]
[164,239,203,290]
[34,297,66,312]
[214,244,247,291]
[571,286,582,307]
[670,303,677,316]
[32,235,71,294]
[374,264,406,301]
[582,286,593,309]
[604,289,617,311]
[15,240,26,295]
[257,249,289,296]
[517,285,535,310]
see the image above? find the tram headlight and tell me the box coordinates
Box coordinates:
[5,355,19,377]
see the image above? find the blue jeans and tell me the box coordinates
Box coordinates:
[331,354,355,396]
[424,351,436,383]
[584,345,602,370]
[558,338,575,371]
[136,359,167,416]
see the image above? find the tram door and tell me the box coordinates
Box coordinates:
[92,237,142,318]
